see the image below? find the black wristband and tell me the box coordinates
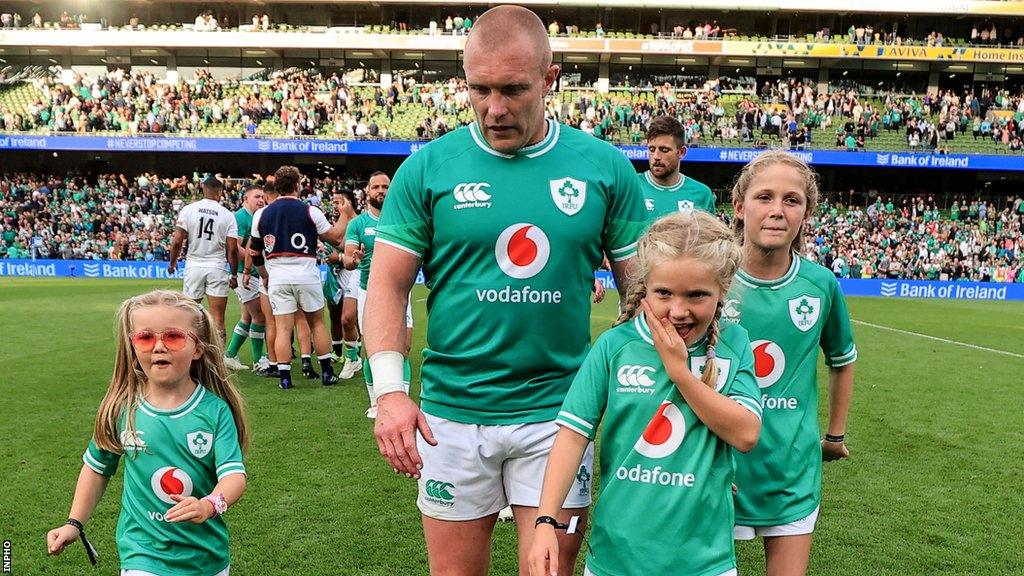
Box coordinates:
[824,433,845,443]
[66,518,99,566]
[535,515,566,530]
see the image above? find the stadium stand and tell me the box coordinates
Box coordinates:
[5,67,1024,155]
[1,170,1020,282]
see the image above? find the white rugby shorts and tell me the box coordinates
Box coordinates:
[183,266,229,299]
[416,413,594,521]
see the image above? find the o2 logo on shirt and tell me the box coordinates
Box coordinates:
[494,223,550,279]
[151,466,194,504]
[751,340,786,388]
[634,401,686,459]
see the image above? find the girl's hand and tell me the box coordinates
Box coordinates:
[641,299,690,385]
[822,439,851,461]
[165,494,215,524]
[46,524,80,555]
[527,525,561,576]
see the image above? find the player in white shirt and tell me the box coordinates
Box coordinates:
[169,176,239,341]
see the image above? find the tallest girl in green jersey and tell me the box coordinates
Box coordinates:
[728,151,857,575]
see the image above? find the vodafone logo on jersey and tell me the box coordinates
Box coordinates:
[634,401,686,459]
[151,466,194,504]
[495,223,550,280]
[751,340,786,388]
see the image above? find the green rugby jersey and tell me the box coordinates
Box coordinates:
[82,384,246,575]
[726,255,857,525]
[377,119,646,425]
[556,314,761,576]
[638,170,716,223]
[344,210,379,290]
[233,207,255,275]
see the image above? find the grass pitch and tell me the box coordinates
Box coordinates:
[1,278,1022,575]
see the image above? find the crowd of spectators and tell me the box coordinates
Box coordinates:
[9,67,1024,155]
[0,171,366,261]
[1,170,1020,284]
[806,194,1024,283]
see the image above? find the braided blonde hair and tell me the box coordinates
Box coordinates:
[729,149,820,254]
[614,211,743,387]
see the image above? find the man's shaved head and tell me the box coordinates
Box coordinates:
[465,5,552,75]
[462,5,559,154]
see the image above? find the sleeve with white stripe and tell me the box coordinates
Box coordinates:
[213,405,246,480]
[555,334,613,441]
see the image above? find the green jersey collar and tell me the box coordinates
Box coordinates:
[469,119,559,159]
[633,311,710,353]
[138,383,206,418]
[735,252,801,290]
[644,170,686,191]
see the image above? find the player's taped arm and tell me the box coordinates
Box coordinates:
[369,351,407,397]
[364,242,420,395]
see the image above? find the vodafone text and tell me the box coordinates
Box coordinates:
[615,464,696,487]
[762,395,799,410]
[475,285,562,304]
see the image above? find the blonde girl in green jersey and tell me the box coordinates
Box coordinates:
[529,212,762,576]
[729,151,857,576]
[47,290,249,576]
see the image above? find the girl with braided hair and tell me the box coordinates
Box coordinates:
[529,211,762,576]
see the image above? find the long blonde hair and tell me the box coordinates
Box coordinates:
[615,211,743,388]
[729,150,820,254]
[94,290,250,454]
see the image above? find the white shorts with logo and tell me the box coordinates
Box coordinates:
[183,266,229,299]
[234,274,261,304]
[269,283,325,315]
[123,569,228,576]
[356,286,412,329]
[416,414,594,521]
[733,505,821,540]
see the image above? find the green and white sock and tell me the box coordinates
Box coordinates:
[226,321,249,358]
[249,324,265,362]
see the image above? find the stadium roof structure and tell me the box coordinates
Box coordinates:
[5,29,1024,66]
[70,0,1024,17]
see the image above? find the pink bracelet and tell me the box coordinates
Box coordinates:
[202,493,228,516]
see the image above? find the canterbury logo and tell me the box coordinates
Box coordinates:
[424,479,455,501]
[453,182,492,203]
[617,365,656,387]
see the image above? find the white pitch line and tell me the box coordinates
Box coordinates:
[415,298,427,302]
[852,319,1024,359]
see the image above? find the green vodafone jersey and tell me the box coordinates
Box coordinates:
[344,210,379,290]
[727,255,857,525]
[233,207,254,274]
[638,170,716,222]
[377,119,646,425]
[82,384,246,575]
[556,314,761,576]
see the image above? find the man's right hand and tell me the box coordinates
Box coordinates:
[168,261,177,275]
[374,392,437,478]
